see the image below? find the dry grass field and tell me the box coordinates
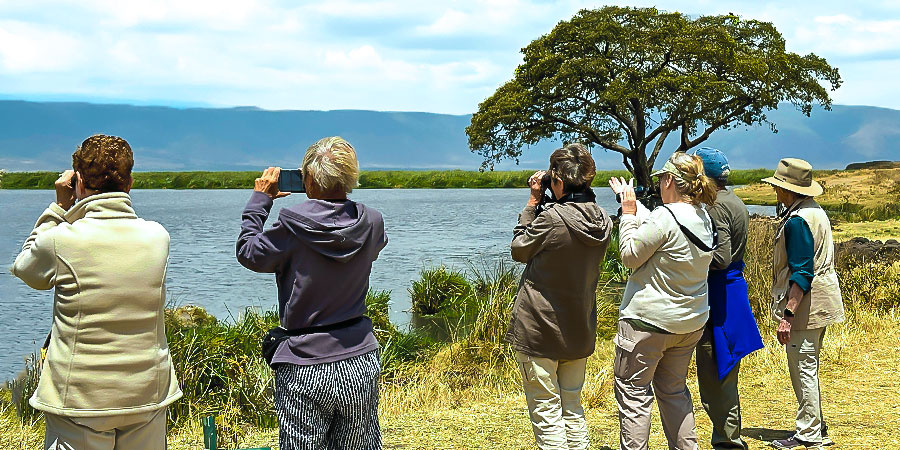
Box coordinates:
[7,319,893,450]
[736,168,900,223]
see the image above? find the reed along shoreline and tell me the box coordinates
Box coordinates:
[0,169,771,190]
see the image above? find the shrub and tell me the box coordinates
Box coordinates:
[838,260,900,314]
[744,218,777,333]
[600,226,629,283]
[6,352,42,425]
[378,330,439,379]
[164,306,278,441]
[465,259,520,353]
[409,266,473,316]
[366,289,396,342]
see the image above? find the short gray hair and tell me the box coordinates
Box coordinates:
[301,136,359,194]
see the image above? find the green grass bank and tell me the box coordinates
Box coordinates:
[0,168,770,190]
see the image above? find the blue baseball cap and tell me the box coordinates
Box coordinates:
[693,147,730,181]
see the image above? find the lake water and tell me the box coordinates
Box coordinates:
[0,188,774,380]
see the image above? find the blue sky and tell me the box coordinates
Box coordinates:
[1,0,899,114]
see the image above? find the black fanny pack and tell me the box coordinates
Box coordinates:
[261,316,365,367]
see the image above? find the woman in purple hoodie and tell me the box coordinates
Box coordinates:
[236,136,388,450]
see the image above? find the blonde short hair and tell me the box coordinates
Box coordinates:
[301,136,360,194]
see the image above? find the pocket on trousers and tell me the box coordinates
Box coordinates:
[613,334,637,378]
[614,334,637,353]
[516,352,536,381]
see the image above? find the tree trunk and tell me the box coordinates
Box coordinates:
[630,148,652,191]
[628,147,661,208]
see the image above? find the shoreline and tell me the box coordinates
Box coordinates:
[0,168,766,190]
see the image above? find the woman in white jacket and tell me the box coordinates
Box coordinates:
[609,152,719,450]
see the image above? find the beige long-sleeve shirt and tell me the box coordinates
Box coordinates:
[618,201,715,334]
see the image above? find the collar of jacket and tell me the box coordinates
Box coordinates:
[777,196,816,223]
[64,192,137,223]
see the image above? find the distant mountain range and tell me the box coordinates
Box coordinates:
[0,100,898,172]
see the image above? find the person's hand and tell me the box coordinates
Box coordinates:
[610,177,637,215]
[608,176,630,196]
[527,170,546,207]
[55,170,76,210]
[777,317,792,345]
[255,167,290,200]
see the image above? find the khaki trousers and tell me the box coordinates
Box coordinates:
[614,320,703,450]
[696,325,748,450]
[44,407,167,450]
[785,327,826,443]
[516,352,589,450]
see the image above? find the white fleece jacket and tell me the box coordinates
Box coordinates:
[10,193,182,417]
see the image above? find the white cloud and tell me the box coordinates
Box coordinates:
[794,15,900,58]
[0,21,82,72]
[78,0,264,30]
[305,1,421,20]
[417,10,469,36]
[0,0,899,113]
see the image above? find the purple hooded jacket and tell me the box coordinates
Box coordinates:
[237,191,387,365]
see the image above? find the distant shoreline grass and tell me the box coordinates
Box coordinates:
[0,168,767,190]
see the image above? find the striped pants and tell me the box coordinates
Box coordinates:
[274,350,381,450]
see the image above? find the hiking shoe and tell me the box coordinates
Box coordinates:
[821,424,834,446]
[770,436,824,449]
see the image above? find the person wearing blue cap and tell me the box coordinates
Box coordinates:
[692,147,764,450]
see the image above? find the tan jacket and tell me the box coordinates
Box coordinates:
[10,193,182,417]
[771,197,845,330]
[506,202,612,360]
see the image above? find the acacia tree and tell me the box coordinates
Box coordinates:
[467,6,841,188]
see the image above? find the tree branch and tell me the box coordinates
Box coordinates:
[629,98,646,144]
[648,128,671,168]
[676,102,752,152]
[533,107,631,154]
[622,154,635,174]
[569,91,637,148]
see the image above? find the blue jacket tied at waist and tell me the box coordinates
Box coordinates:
[707,260,764,379]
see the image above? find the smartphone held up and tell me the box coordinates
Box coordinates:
[278,169,305,193]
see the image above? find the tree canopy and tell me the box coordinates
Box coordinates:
[466,6,841,188]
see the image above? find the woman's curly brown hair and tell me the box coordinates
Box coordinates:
[72,134,134,193]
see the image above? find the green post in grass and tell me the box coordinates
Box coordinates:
[201,414,271,450]
[202,415,217,450]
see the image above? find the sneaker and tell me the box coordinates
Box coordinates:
[770,436,824,449]
[821,424,834,446]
